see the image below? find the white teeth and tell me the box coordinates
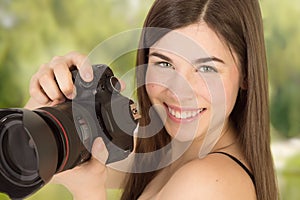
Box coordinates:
[175,111,180,118]
[168,107,205,119]
[171,109,175,116]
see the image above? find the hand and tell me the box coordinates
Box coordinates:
[51,137,109,200]
[25,52,93,109]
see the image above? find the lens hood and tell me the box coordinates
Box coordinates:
[0,108,58,199]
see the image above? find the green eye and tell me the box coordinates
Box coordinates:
[155,62,174,69]
[197,65,218,73]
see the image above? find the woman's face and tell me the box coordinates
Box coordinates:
[145,22,241,142]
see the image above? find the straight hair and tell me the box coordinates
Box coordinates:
[121,1,278,199]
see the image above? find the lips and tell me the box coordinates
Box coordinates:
[164,103,206,122]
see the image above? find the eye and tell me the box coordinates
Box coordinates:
[197,65,218,73]
[154,61,174,69]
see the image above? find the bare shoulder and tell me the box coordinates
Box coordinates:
[156,153,256,200]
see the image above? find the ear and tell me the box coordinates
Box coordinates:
[240,77,248,90]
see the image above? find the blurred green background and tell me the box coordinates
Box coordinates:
[0,0,299,199]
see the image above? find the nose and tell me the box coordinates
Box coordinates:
[165,65,203,105]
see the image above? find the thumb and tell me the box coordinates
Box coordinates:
[78,59,93,82]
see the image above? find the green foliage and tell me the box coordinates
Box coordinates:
[0,193,10,200]
[24,184,121,200]
[26,184,72,200]
[261,0,300,138]
[280,153,300,200]
[0,184,122,200]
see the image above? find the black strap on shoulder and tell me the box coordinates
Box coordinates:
[209,151,256,186]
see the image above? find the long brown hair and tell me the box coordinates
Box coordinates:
[121,0,278,199]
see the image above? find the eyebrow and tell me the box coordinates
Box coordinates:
[149,52,225,65]
[149,52,173,63]
[194,56,225,64]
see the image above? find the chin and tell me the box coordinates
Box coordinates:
[166,124,207,143]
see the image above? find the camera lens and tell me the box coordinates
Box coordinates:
[0,114,39,186]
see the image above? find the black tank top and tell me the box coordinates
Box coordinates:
[210,152,255,186]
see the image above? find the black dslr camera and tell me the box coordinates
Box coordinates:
[0,64,140,199]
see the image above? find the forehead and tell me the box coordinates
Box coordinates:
[150,23,233,64]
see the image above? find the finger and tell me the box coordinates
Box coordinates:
[51,61,76,99]
[50,138,108,187]
[49,98,66,106]
[29,74,51,105]
[64,52,94,82]
[67,138,108,176]
[38,70,65,102]
[118,78,126,92]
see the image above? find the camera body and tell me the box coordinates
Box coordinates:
[0,64,139,199]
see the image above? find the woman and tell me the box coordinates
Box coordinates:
[25,0,278,199]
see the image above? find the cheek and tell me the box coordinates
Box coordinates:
[145,83,161,102]
[223,77,240,116]
[202,73,240,121]
[202,75,226,109]
[224,85,239,116]
[145,68,162,101]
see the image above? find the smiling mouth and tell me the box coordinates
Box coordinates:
[164,103,206,121]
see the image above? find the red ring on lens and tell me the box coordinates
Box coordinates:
[39,110,69,172]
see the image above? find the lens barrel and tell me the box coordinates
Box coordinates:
[0,104,97,199]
